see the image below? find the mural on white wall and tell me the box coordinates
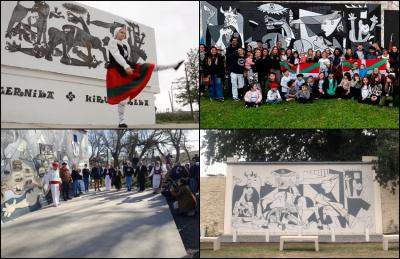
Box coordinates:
[4,1,147,68]
[201,1,381,52]
[231,168,374,233]
[1,130,89,222]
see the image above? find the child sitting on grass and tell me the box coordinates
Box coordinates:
[296,84,312,103]
[266,82,282,104]
[286,80,297,101]
[244,83,262,108]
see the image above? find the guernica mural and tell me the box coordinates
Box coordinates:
[1,130,89,223]
[201,1,381,53]
[228,164,380,234]
[1,1,156,80]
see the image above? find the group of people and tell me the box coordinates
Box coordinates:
[200,36,399,108]
[43,154,200,217]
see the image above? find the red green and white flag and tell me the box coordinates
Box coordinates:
[365,58,387,73]
[280,61,297,74]
[298,62,319,77]
[342,59,361,72]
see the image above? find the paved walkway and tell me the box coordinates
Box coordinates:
[1,189,187,258]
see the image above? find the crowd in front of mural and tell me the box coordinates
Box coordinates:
[199,38,399,108]
[43,154,200,217]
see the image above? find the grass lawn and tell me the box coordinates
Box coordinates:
[200,242,399,258]
[156,111,198,124]
[200,98,399,128]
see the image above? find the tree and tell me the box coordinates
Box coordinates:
[373,130,399,193]
[88,130,107,164]
[173,48,199,121]
[101,129,128,167]
[203,129,398,192]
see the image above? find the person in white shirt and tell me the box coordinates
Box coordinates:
[318,51,331,76]
[149,161,166,194]
[280,69,293,100]
[266,84,282,104]
[44,162,62,207]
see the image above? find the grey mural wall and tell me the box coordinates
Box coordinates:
[3,1,148,70]
[201,1,382,52]
[230,165,378,234]
[1,130,89,223]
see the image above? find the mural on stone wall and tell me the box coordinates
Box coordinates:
[201,1,381,52]
[1,130,89,223]
[231,168,375,233]
[3,1,148,69]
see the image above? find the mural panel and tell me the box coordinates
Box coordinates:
[231,166,377,234]
[1,1,157,81]
[1,130,89,223]
[201,1,381,52]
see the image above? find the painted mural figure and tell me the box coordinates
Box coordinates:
[201,2,381,52]
[4,1,149,70]
[232,168,373,233]
[348,12,379,44]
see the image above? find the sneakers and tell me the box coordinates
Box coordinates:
[174,60,184,70]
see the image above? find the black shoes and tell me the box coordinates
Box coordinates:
[174,60,184,70]
[118,123,128,128]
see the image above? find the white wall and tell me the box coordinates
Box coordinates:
[224,161,382,235]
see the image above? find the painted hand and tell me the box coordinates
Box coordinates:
[370,15,378,24]
[2,199,17,217]
[348,13,357,21]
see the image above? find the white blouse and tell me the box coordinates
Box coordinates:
[108,39,131,70]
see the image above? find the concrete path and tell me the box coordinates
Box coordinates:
[1,189,187,258]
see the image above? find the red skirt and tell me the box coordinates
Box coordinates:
[106,63,155,105]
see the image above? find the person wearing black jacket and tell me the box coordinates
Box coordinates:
[204,46,225,101]
[124,161,135,191]
[71,166,81,197]
[269,46,282,83]
[137,160,148,192]
[230,48,246,100]
[91,162,102,192]
[82,164,90,193]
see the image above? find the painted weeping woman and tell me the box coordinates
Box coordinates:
[106,27,183,128]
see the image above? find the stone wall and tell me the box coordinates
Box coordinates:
[200,176,226,236]
[380,185,399,233]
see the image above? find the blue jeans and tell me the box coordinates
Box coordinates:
[73,181,79,196]
[209,74,223,100]
[83,178,89,192]
[266,99,282,104]
[126,175,132,191]
[188,178,198,194]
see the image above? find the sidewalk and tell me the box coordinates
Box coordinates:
[1,189,187,258]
